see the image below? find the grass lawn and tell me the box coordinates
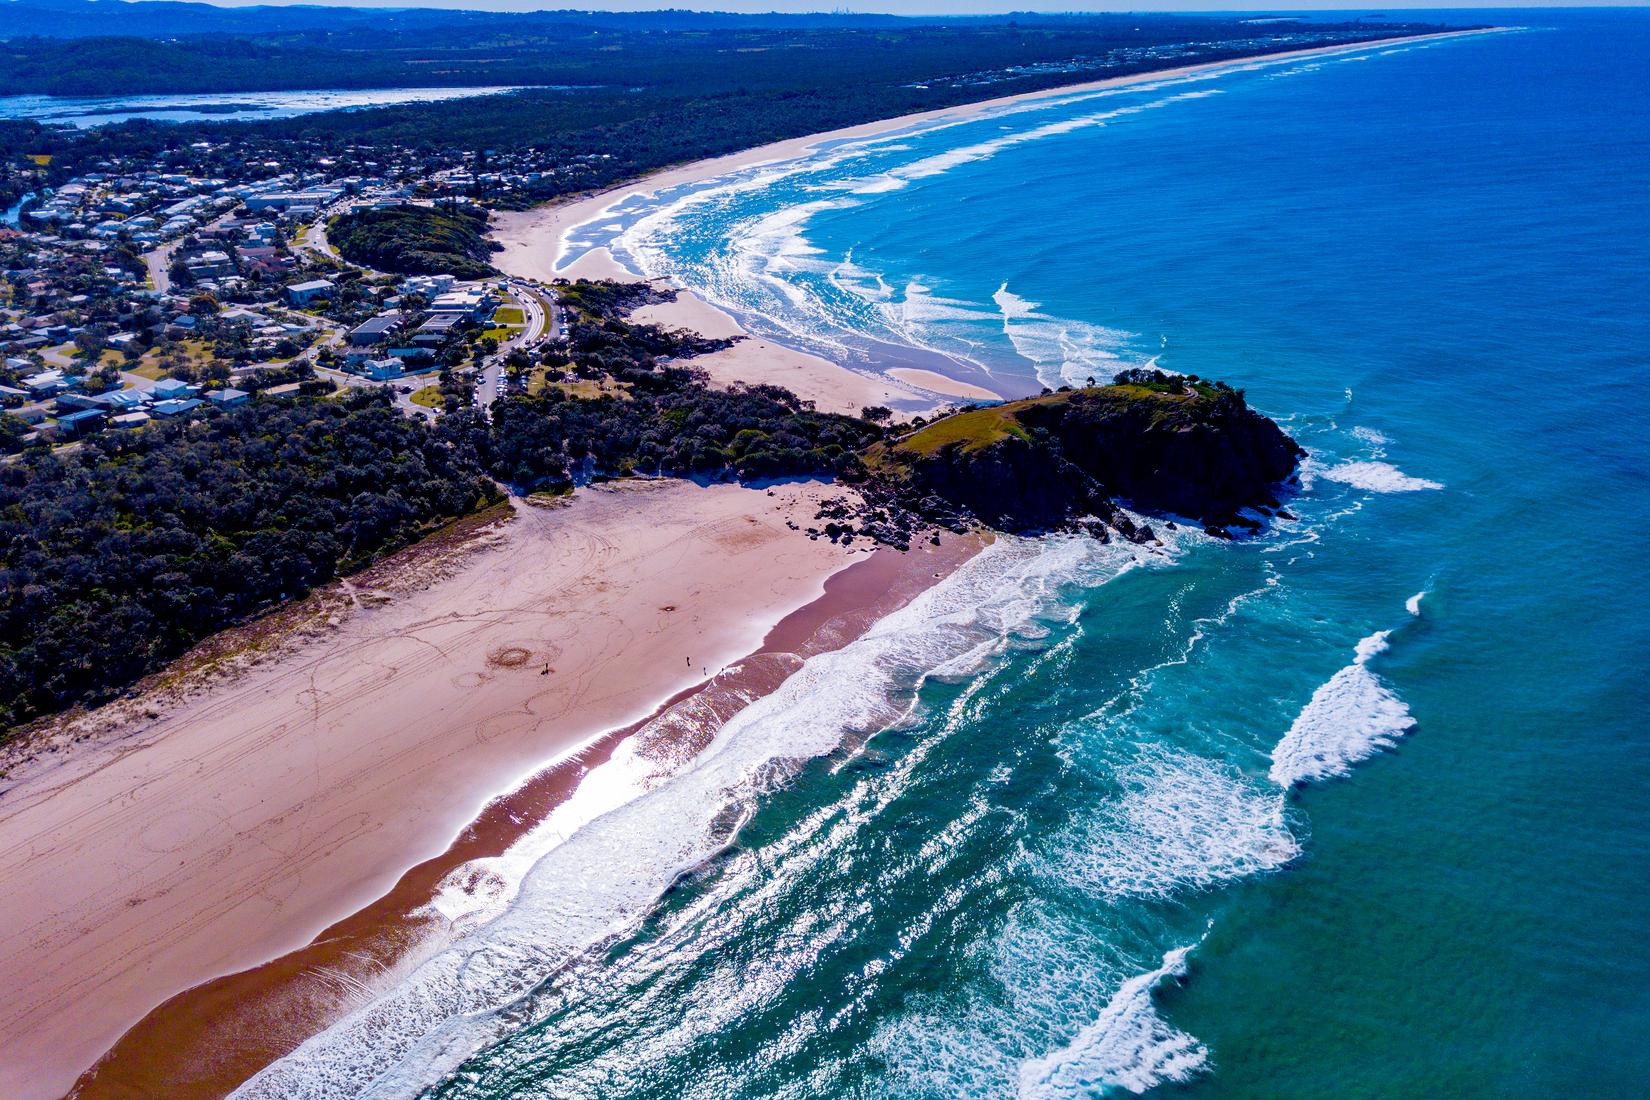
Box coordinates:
[128,339,218,380]
[410,385,445,408]
[889,401,1035,457]
[491,306,525,326]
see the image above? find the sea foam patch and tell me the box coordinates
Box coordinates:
[1017,939,1208,1098]
[1269,627,1416,787]
[1057,750,1297,900]
[1319,459,1443,493]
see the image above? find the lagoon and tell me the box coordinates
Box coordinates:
[0,86,529,129]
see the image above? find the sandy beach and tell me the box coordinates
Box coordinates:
[0,480,935,1100]
[490,29,1485,411]
[0,28,1498,1099]
[630,279,938,415]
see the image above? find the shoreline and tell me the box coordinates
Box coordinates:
[1,27,1503,1098]
[74,530,979,1100]
[0,479,972,1100]
[491,28,1497,409]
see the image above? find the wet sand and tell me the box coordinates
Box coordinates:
[0,480,897,1100]
[630,280,938,416]
[67,522,978,1099]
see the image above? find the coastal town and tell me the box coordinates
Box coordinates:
[0,8,1547,1100]
[1,144,566,449]
[0,14,1452,455]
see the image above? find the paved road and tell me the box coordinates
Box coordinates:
[143,241,177,294]
[140,207,242,294]
[295,209,343,263]
[472,280,561,410]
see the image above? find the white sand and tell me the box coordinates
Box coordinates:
[886,367,1001,402]
[0,481,859,1100]
[489,31,1485,415]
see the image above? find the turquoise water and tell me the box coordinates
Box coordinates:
[239,13,1650,1098]
[0,87,529,128]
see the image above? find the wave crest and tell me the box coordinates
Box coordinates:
[1017,939,1208,1098]
[1320,460,1444,493]
[1269,629,1416,786]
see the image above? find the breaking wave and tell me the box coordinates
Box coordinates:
[1320,460,1445,493]
[1269,597,1424,787]
[234,535,1175,1099]
[1017,938,1208,1099]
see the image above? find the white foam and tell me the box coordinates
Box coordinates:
[1058,750,1298,900]
[993,282,1140,390]
[234,535,1168,1100]
[1406,590,1427,616]
[1017,938,1208,1098]
[1319,460,1444,493]
[1269,629,1415,786]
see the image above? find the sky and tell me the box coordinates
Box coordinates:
[112,1,1648,10]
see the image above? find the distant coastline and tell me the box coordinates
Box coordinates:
[491,27,1501,407]
[0,86,532,128]
[0,24,1499,1100]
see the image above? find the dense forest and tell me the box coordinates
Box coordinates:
[484,280,880,487]
[485,380,880,488]
[330,204,498,279]
[0,391,499,729]
[0,275,1311,734]
[0,17,1450,96]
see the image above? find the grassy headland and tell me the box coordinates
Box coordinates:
[865,372,1304,536]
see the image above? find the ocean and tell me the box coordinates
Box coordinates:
[238,12,1650,1097]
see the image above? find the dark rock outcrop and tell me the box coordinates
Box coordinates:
[863,378,1303,536]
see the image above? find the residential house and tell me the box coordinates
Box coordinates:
[286,279,335,306]
[349,312,403,346]
[22,369,70,396]
[150,398,203,418]
[56,408,106,437]
[429,288,493,320]
[148,377,197,401]
[413,313,464,346]
[91,389,148,411]
[205,388,249,407]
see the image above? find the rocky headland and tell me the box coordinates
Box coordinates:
[850,371,1304,543]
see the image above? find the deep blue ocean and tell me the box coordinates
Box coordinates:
[240,13,1650,1098]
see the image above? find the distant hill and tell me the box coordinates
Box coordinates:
[0,0,931,41]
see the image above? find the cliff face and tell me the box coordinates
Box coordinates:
[866,381,1303,537]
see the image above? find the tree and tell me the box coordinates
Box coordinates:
[0,412,29,454]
